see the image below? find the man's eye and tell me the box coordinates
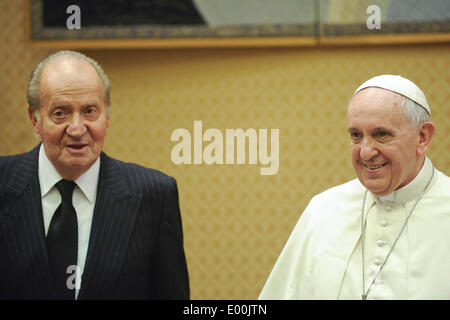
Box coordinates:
[54,111,65,117]
[86,108,96,115]
[376,131,388,137]
[351,132,361,138]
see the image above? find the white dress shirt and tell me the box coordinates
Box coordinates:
[38,144,99,299]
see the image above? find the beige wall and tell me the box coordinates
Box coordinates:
[1,1,449,299]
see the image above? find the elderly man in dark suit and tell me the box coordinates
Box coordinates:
[0,50,189,299]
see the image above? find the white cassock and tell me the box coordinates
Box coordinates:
[259,157,450,299]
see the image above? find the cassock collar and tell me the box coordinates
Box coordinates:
[368,157,434,204]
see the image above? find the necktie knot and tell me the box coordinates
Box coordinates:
[56,180,76,204]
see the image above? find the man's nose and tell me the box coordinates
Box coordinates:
[359,139,379,161]
[66,114,87,137]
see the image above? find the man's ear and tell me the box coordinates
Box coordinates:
[417,121,435,156]
[27,106,40,134]
[105,105,110,129]
[106,113,110,129]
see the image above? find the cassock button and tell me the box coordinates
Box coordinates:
[380,220,389,227]
[377,240,385,247]
[386,205,392,212]
[374,259,383,266]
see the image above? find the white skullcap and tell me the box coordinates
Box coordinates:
[354,74,430,115]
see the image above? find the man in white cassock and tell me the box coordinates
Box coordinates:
[259,75,450,300]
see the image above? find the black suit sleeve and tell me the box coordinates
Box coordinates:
[148,177,190,299]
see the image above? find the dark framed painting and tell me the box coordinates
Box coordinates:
[29,0,450,49]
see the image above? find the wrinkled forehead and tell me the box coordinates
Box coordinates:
[38,59,105,110]
[40,58,104,93]
[347,87,413,129]
[348,87,405,113]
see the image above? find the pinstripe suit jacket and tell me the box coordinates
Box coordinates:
[0,145,189,299]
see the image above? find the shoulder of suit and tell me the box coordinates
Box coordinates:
[0,151,31,192]
[0,150,28,165]
[102,153,177,192]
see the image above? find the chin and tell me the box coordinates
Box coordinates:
[370,189,393,196]
[359,178,389,195]
[364,183,392,196]
[62,157,95,169]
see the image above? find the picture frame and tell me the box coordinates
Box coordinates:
[28,0,450,49]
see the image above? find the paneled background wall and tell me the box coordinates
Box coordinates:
[1,0,449,299]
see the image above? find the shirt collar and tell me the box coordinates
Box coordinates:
[369,156,434,204]
[76,156,100,203]
[38,144,100,203]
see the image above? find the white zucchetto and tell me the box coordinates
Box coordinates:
[354,74,430,115]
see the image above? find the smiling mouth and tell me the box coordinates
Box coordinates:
[363,162,388,170]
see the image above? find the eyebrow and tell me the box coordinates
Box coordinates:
[373,127,394,134]
[346,127,394,134]
[51,100,99,108]
[51,103,70,109]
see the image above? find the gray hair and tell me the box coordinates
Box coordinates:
[27,50,111,117]
[401,96,430,128]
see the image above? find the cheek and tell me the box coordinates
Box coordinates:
[39,125,65,145]
[391,149,414,175]
[381,144,409,166]
[350,146,360,163]
[90,123,108,145]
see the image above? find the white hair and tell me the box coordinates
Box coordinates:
[27,50,111,118]
[401,96,430,128]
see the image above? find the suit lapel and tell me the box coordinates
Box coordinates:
[78,153,142,299]
[0,145,55,298]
